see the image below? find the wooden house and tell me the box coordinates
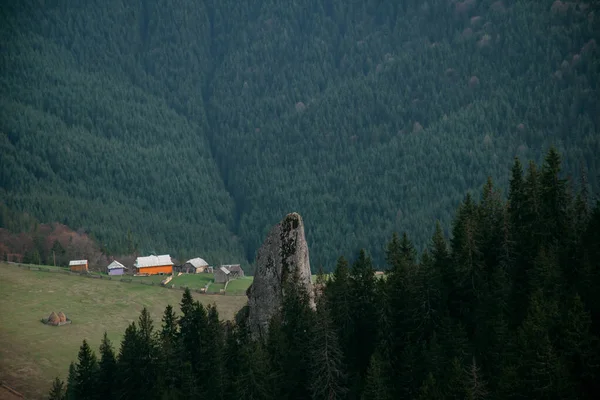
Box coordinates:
[214,266,231,283]
[222,264,244,278]
[69,259,88,272]
[135,255,173,275]
[176,257,209,274]
[106,260,126,276]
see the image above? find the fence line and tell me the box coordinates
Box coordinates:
[7,263,246,296]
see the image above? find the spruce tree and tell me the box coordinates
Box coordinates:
[361,351,391,400]
[116,323,140,400]
[158,305,180,396]
[277,275,314,400]
[136,307,159,399]
[65,362,76,400]
[310,296,347,400]
[326,256,353,362]
[97,332,117,400]
[348,249,378,396]
[74,340,99,400]
[204,304,225,400]
[48,377,65,400]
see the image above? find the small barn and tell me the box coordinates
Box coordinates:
[222,264,244,278]
[69,259,88,272]
[106,260,126,276]
[177,257,209,274]
[214,266,231,284]
[135,255,173,275]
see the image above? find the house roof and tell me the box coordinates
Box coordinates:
[218,266,231,275]
[135,255,173,268]
[107,260,126,270]
[186,257,209,268]
[69,260,88,266]
[223,264,242,273]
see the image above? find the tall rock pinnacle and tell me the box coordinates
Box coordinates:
[246,212,315,339]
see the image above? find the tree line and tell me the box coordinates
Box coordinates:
[50,149,600,399]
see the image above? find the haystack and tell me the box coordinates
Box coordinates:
[58,312,67,323]
[47,312,60,326]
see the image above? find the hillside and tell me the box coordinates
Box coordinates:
[0,263,247,399]
[1,0,599,269]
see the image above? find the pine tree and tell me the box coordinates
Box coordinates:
[464,357,488,400]
[417,373,443,400]
[361,351,392,400]
[559,294,598,399]
[450,192,483,339]
[97,332,117,400]
[65,362,76,400]
[116,323,140,400]
[310,296,347,400]
[431,221,451,306]
[48,377,65,400]
[348,249,379,396]
[277,275,315,400]
[178,289,208,396]
[326,256,353,362]
[204,304,225,400]
[158,305,180,397]
[74,340,99,400]
[136,307,159,400]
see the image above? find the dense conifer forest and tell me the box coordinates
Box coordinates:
[1,1,599,268]
[50,150,600,399]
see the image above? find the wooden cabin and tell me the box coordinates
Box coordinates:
[175,257,209,274]
[106,260,126,276]
[69,259,88,272]
[214,266,231,283]
[135,255,173,275]
[222,264,244,278]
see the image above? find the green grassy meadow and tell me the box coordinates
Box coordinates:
[0,263,248,399]
[171,273,214,289]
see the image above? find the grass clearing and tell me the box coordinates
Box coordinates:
[207,282,225,293]
[171,273,214,290]
[225,277,253,295]
[0,263,247,399]
[129,274,168,284]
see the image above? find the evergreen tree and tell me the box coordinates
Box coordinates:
[275,274,315,400]
[417,373,443,400]
[326,256,353,362]
[310,296,347,400]
[158,305,180,397]
[97,333,117,400]
[204,304,225,400]
[348,249,379,396]
[48,377,65,400]
[361,351,391,400]
[74,340,99,400]
[116,323,141,400]
[65,362,76,400]
[136,307,159,400]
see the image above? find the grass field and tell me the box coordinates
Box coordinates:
[171,273,214,289]
[225,277,254,295]
[0,263,248,399]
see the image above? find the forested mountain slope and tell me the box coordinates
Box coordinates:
[1,0,599,269]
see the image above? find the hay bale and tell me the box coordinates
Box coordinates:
[58,312,67,323]
[47,312,60,326]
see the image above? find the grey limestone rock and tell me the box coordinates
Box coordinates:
[247,212,315,339]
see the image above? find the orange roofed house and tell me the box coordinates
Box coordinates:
[69,259,88,272]
[135,255,173,275]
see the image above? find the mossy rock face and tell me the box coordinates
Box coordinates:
[247,212,314,339]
